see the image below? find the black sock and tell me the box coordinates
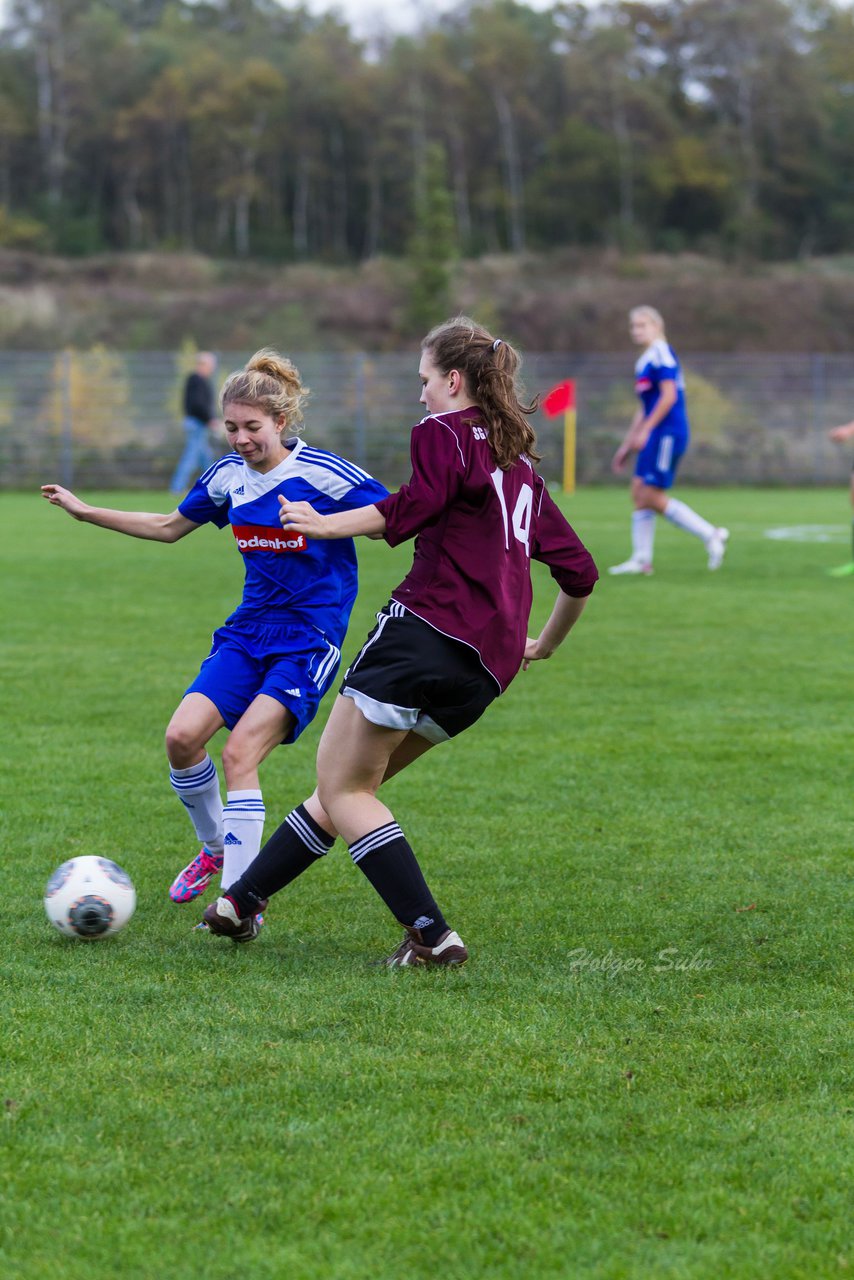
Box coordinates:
[227,803,335,915]
[349,822,448,946]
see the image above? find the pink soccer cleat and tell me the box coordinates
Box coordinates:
[169,846,223,903]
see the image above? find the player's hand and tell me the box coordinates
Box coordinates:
[522,636,553,670]
[829,425,853,443]
[611,446,629,474]
[279,495,328,538]
[40,484,89,520]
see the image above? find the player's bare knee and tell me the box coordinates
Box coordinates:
[316,774,351,820]
[304,789,335,836]
[164,720,204,768]
[633,481,664,512]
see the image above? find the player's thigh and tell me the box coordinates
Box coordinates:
[299,732,435,839]
[165,692,225,757]
[382,732,436,784]
[223,694,296,770]
[254,640,341,746]
[317,695,409,798]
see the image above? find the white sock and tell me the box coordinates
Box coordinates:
[664,498,716,543]
[169,754,223,853]
[222,790,266,887]
[631,509,656,564]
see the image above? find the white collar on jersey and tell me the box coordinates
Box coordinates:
[233,436,306,503]
[635,339,675,373]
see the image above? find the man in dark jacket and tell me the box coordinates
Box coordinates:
[170,352,219,495]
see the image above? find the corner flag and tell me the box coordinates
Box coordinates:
[543,379,577,494]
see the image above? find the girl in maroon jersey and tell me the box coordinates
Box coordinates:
[204,317,598,962]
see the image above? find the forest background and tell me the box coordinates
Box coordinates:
[1,0,853,352]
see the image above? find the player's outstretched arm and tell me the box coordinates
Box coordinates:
[279,496,386,540]
[41,485,198,542]
[523,591,589,670]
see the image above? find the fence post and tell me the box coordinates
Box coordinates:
[60,349,74,488]
[810,353,825,483]
[353,353,368,470]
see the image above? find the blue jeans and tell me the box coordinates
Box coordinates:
[170,417,215,494]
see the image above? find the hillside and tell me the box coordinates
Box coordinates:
[1,249,853,353]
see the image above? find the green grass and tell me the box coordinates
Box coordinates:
[1,488,851,1280]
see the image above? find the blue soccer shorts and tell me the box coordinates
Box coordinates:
[635,427,688,490]
[185,618,341,743]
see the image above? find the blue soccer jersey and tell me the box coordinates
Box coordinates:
[633,339,690,488]
[634,339,690,438]
[179,438,388,649]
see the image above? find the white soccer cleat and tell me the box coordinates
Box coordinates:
[608,558,653,576]
[383,927,469,967]
[707,527,730,571]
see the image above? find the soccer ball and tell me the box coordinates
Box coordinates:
[44,856,136,940]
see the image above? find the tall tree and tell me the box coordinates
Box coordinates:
[676,0,816,252]
[405,139,457,334]
[0,0,853,261]
[192,56,285,257]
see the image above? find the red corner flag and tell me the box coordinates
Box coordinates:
[542,379,575,418]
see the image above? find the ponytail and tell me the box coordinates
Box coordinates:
[220,347,309,430]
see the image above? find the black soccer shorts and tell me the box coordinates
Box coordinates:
[341,600,498,742]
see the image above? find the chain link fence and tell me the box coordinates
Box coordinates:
[4,350,854,492]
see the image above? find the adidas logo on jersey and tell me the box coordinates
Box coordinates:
[224,832,243,846]
[233,485,244,494]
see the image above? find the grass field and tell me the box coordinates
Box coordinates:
[1,487,851,1280]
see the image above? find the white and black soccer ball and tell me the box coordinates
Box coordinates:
[44,856,136,940]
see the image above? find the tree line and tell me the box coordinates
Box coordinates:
[1,0,853,264]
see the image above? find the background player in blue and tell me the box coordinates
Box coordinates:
[609,305,729,576]
[42,349,388,913]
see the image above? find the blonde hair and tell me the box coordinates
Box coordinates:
[422,316,540,470]
[629,305,666,337]
[220,348,309,431]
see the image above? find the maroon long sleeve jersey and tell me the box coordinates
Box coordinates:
[375,407,598,692]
